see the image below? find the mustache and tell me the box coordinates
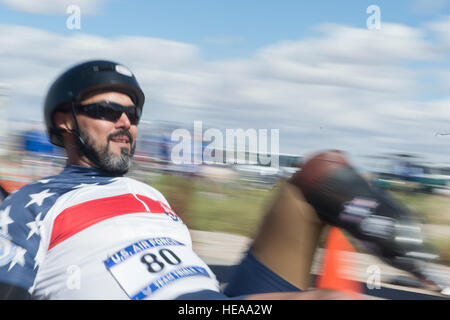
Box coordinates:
[107,129,134,145]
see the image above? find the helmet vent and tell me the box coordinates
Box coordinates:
[93,64,115,72]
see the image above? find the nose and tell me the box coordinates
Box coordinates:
[115,111,131,130]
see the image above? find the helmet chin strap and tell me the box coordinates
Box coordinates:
[69,103,104,170]
[70,102,86,145]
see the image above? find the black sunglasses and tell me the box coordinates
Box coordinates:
[74,101,142,125]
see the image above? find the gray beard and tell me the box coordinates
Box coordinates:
[77,128,135,175]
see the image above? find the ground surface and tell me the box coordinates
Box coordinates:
[190,229,450,300]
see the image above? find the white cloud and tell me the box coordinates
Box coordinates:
[0,0,107,14]
[1,18,450,166]
[427,16,450,49]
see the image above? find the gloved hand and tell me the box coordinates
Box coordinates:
[290,150,441,282]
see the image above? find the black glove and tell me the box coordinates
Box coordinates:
[291,150,440,280]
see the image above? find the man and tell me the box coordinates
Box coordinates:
[0,60,439,300]
[0,60,340,300]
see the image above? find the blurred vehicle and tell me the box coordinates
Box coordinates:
[277,153,303,178]
[232,164,280,185]
[232,153,302,186]
[369,153,450,194]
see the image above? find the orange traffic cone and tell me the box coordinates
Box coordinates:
[317,227,363,299]
[0,180,29,194]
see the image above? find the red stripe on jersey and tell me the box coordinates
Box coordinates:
[48,193,169,250]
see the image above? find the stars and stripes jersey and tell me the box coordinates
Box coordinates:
[0,165,220,299]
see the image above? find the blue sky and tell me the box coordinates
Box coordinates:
[1,0,450,165]
[1,0,448,59]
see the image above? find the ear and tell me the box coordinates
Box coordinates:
[53,111,74,133]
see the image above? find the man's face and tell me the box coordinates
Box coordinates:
[75,91,138,174]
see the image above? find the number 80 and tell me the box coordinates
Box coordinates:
[141,249,182,273]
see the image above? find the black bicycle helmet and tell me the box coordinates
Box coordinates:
[44,60,145,147]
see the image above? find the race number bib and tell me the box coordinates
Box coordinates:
[104,237,213,300]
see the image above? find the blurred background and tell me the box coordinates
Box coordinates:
[0,0,450,287]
